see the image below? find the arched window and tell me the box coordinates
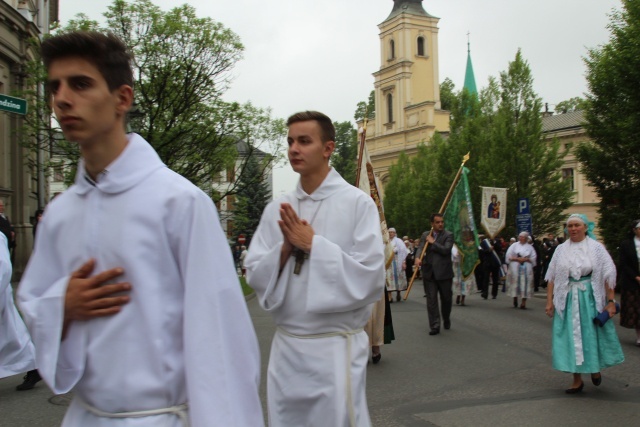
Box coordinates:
[389,39,395,60]
[387,93,393,123]
[417,36,425,56]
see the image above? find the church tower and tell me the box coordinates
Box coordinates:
[365,0,450,189]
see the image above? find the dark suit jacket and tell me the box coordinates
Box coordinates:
[416,230,453,281]
[619,238,639,292]
[0,215,13,249]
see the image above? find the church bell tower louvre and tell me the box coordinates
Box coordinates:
[364,0,450,193]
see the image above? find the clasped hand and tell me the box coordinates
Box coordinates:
[278,203,314,254]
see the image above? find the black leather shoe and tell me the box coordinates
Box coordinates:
[429,329,440,336]
[16,370,41,391]
[591,373,602,386]
[456,295,460,305]
[444,320,451,330]
[372,353,382,364]
[565,382,584,394]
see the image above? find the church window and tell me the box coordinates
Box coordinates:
[417,36,425,56]
[387,93,393,123]
[562,168,575,191]
[389,40,395,60]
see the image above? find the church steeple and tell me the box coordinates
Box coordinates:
[463,34,477,95]
[384,0,435,22]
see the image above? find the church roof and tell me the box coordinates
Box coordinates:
[541,110,586,133]
[463,43,477,95]
[383,0,436,22]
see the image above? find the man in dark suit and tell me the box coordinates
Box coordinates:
[415,213,454,335]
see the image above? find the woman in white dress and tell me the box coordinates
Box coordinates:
[505,231,537,309]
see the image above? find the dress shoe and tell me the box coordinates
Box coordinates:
[396,293,401,302]
[565,382,584,394]
[429,329,440,336]
[16,370,41,391]
[372,353,382,364]
[591,373,602,386]
[444,320,451,330]
[520,304,527,310]
[513,298,518,308]
[456,295,460,305]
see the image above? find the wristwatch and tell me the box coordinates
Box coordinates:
[608,299,616,304]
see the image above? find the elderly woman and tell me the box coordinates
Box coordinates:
[387,228,408,302]
[506,231,537,309]
[545,214,624,393]
[619,219,640,346]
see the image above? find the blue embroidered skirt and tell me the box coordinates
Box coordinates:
[552,278,624,373]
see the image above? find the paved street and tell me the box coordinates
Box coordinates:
[2,281,639,426]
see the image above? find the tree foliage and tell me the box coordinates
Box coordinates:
[578,0,640,254]
[354,90,376,122]
[439,77,456,112]
[19,0,285,202]
[330,121,358,184]
[383,50,573,239]
[555,96,588,114]
[232,153,272,242]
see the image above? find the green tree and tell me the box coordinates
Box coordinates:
[555,96,588,114]
[578,0,640,254]
[483,50,572,237]
[331,121,358,184]
[233,153,272,242]
[354,90,376,122]
[19,0,285,203]
[439,77,456,111]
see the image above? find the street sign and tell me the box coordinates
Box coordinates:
[0,94,27,115]
[515,197,533,236]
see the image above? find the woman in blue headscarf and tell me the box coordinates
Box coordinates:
[545,214,624,394]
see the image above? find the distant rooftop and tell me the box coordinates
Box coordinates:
[383,0,436,22]
[541,110,586,133]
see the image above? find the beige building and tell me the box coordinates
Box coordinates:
[364,0,450,192]
[541,110,600,234]
[1,0,57,278]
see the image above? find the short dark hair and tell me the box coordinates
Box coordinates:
[41,31,133,91]
[286,111,335,143]
[430,213,444,223]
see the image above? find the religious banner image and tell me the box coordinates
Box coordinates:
[444,167,480,279]
[480,186,508,239]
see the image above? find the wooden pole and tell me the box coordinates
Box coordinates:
[354,115,368,187]
[403,153,470,300]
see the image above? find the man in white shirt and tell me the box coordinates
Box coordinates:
[17,31,262,427]
[245,111,385,426]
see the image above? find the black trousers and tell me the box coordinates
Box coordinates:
[422,271,452,331]
[482,265,501,298]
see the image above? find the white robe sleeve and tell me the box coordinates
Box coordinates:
[306,197,384,313]
[17,218,86,394]
[179,191,263,427]
[244,202,289,312]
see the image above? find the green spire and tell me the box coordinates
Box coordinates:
[463,34,477,95]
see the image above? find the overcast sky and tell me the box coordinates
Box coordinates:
[59,0,622,197]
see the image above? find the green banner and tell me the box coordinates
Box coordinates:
[444,167,480,279]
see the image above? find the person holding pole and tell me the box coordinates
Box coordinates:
[415,213,454,335]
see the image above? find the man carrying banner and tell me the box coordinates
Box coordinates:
[416,214,454,335]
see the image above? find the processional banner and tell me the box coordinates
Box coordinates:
[444,167,480,279]
[480,186,508,239]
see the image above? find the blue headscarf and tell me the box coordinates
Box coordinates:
[565,213,596,239]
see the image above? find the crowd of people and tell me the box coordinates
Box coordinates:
[1,29,639,427]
